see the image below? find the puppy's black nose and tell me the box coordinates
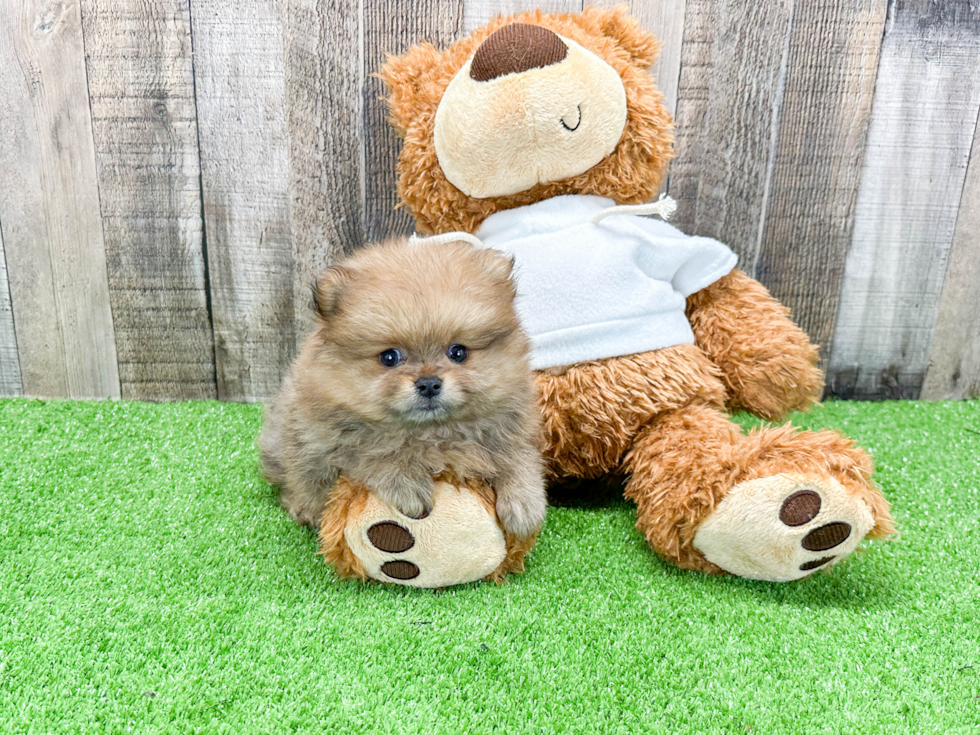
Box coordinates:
[470,23,568,82]
[415,376,442,398]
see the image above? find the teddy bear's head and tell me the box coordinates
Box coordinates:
[380,6,674,234]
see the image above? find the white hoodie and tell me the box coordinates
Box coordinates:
[474,194,738,370]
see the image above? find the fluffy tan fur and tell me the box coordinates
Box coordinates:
[260,237,546,540]
[381,7,895,576]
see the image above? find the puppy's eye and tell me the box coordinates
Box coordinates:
[378,348,404,368]
[446,344,468,363]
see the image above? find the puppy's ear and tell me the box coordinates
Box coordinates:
[478,248,516,284]
[312,266,350,320]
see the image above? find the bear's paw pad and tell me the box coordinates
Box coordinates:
[692,474,874,582]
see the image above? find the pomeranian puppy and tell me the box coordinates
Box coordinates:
[259,237,546,539]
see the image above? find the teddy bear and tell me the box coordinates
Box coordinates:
[373,6,895,582]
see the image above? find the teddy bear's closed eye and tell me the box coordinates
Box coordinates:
[560,105,582,131]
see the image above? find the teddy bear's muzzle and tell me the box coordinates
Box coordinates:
[433,31,628,199]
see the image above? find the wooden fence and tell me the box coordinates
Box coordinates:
[0,0,978,402]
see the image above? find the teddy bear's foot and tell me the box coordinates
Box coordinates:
[692,473,876,582]
[624,404,893,580]
[344,481,508,587]
[320,476,526,588]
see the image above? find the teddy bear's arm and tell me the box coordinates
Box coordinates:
[685,269,823,420]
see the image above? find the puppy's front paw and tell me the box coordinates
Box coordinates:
[377,477,434,521]
[394,496,433,521]
[495,491,546,540]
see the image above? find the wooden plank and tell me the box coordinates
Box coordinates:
[282,0,364,350]
[190,0,294,401]
[363,0,464,242]
[667,0,793,266]
[0,0,119,398]
[463,1,583,33]
[592,0,686,118]
[827,0,980,400]
[0,222,22,396]
[80,0,216,401]
[754,0,887,364]
[0,56,67,400]
[921,109,980,400]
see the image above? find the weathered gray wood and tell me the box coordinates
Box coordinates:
[190,0,294,401]
[0,0,119,398]
[0,221,22,396]
[827,0,980,400]
[667,0,793,266]
[363,0,464,242]
[283,0,364,350]
[592,0,686,118]
[754,0,887,364]
[80,0,215,401]
[0,50,66,400]
[463,0,583,33]
[921,108,980,400]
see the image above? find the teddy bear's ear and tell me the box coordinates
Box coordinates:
[378,42,445,135]
[575,5,661,69]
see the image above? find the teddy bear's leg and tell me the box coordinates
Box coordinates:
[686,269,824,420]
[623,404,894,580]
[536,345,729,482]
[318,477,371,581]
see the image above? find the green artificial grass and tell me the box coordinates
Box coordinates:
[0,398,977,734]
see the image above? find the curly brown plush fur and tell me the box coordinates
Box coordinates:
[538,344,894,574]
[536,345,726,480]
[318,477,370,581]
[687,270,824,420]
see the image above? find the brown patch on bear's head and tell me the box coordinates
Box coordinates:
[379,6,674,235]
